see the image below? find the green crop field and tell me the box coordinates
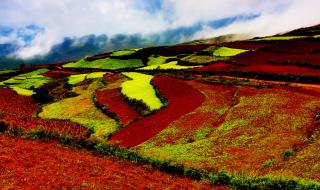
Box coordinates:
[138,61,200,70]
[213,47,248,57]
[0,69,16,75]
[121,72,164,111]
[254,36,306,41]
[0,68,50,95]
[110,48,141,57]
[147,55,172,66]
[39,80,118,138]
[68,72,106,85]
[63,58,144,70]
[180,55,225,64]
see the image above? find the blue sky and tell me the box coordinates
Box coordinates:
[0,0,320,59]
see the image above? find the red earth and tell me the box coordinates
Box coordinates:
[258,39,320,54]
[42,70,78,78]
[193,62,320,77]
[0,88,87,138]
[96,88,141,126]
[3,114,88,138]
[0,88,38,116]
[0,135,227,189]
[226,41,270,50]
[110,76,205,147]
[232,50,320,67]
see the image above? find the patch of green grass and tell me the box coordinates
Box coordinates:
[218,119,250,131]
[180,55,225,65]
[68,72,106,85]
[254,36,306,41]
[0,69,16,75]
[202,46,218,53]
[216,106,230,115]
[138,61,200,70]
[194,127,211,141]
[10,86,35,96]
[213,47,248,57]
[262,159,275,168]
[147,55,172,66]
[0,68,50,96]
[38,80,118,138]
[63,58,143,70]
[121,72,163,111]
[111,49,136,57]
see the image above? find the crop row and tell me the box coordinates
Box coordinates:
[63,58,144,70]
[38,80,118,138]
[193,62,320,77]
[0,68,51,96]
[0,88,38,116]
[120,72,164,112]
[136,83,320,181]
[111,75,205,147]
[95,88,141,126]
[2,114,88,139]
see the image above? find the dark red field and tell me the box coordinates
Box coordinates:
[3,114,88,138]
[42,70,78,78]
[232,50,320,68]
[226,41,271,50]
[193,62,320,77]
[0,88,38,116]
[110,76,205,147]
[96,88,141,125]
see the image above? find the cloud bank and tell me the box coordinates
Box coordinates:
[0,0,320,60]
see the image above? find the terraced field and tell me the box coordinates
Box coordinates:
[1,24,320,189]
[39,80,118,139]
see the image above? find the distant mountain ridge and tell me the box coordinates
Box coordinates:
[0,15,258,68]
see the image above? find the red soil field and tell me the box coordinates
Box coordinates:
[3,114,88,138]
[103,72,125,83]
[232,50,320,67]
[0,135,226,189]
[226,41,270,50]
[0,88,38,116]
[243,64,320,77]
[110,76,205,147]
[96,88,141,126]
[193,62,320,77]
[258,39,320,54]
[42,70,78,78]
[0,88,87,138]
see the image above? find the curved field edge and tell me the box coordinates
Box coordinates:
[0,128,319,190]
[95,88,141,126]
[62,58,144,70]
[67,72,106,85]
[110,76,205,147]
[120,72,164,112]
[137,61,200,70]
[38,79,118,139]
[0,68,50,96]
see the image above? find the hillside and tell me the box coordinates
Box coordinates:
[1,24,320,189]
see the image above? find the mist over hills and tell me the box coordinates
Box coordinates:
[0,14,257,68]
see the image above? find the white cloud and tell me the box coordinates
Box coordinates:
[1,0,320,59]
[193,0,320,40]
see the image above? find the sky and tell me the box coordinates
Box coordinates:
[1,0,320,60]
